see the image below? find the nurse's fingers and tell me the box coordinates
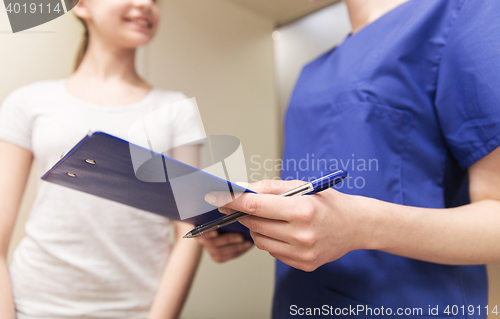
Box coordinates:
[205,190,234,208]
[205,180,307,217]
[250,230,295,257]
[218,206,235,215]
[250,230,324,272]
[239,215,290,243]
[206,191,305,222]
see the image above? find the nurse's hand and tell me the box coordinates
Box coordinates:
[197,231,253,263]
[204,179,373,272]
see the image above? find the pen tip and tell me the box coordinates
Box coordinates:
[183,234,191,239]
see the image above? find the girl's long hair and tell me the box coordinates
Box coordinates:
[74,18,89,71]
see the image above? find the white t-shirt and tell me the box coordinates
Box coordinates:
[0,80,205,319]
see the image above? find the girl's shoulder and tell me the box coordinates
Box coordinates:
[4,79,65,106]
[150,89,200,118]
[150,88,189,105]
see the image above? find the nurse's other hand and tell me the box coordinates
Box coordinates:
[205,179,373,272]
[197,231,253,263]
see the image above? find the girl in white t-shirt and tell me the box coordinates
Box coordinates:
[0,0,204,318]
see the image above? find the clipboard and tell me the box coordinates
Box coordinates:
[41,132,253,240]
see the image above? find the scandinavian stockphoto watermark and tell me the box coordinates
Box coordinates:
[124,97,378,219]
[3,0,78,33]
[249,154,379,189]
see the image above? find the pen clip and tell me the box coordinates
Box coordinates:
[306,170,348,194]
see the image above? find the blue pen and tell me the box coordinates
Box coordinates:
[183,170,348,238]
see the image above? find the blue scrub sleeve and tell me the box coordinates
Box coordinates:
[435,0,500,169]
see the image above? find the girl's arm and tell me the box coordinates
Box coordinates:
[148,145,202,319]
[0,141,33,319]
[148,222,202,319]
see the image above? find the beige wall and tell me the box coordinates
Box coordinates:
[145,1,278,318]
[1,0,278,318]
[490,265,500,317]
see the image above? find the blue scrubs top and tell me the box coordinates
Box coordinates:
[276,0,500,318]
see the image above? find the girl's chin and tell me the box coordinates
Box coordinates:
[119,36,153,48]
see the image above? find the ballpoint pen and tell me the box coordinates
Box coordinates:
[183,169,348,238]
